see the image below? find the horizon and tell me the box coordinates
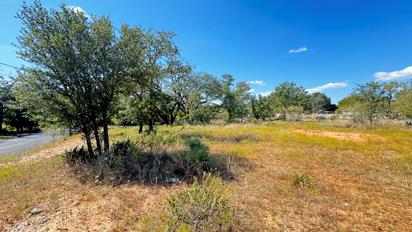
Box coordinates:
[1,0,412,103]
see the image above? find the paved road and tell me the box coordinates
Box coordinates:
[0,132,61,157]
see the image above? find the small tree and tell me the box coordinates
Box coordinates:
[308,92,336,113]
[269,81,308,120]
[234,81,251,122]
[220,75,251,122]
[251,95,271,120]
[382,81,399,118]
[353,81,385,125]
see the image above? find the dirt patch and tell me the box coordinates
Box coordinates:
[292,129,384,143]
[5,184,181,232]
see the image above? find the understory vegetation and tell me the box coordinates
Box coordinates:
[65,134,234,185]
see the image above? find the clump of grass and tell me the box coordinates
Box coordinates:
[292,172,314,189]
[166,174,234,231]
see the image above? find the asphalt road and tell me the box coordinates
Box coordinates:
[0,132,61,157]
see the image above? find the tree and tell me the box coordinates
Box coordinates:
[221,75,237,122]
[0,76,14,134]
[220,75,251,122]
[308,92,336,113]
[382,81,399,118]
[168,71,221,124]
[269,81,308,120]
[394,87,412,118]
[251,95,271,120]
[352,81,385,125]
[17,1,144,155]
[4,107,38,133]
[233,81,251,122]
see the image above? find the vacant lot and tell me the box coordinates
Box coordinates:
[1,122,411,231]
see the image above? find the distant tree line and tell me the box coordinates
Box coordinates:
[338,80,412,124]
[6,1,412,155]
[0,75,38,134]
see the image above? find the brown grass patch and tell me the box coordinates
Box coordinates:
[292,129,386,143]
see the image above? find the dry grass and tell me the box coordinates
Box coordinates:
[1,121,412,231]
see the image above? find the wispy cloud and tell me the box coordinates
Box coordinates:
[289,47,308,54]
[306,82,348,94]
[246,80,265,86]
[374,66,412,81]
[68,6,87,16]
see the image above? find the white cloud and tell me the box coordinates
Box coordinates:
[374,66,412,81]
[248,88,255,93]
[256,91,271,97]
[68,6,87,16]
[289,47,308,54]
[306,82,348,94]
[246,80,265,86]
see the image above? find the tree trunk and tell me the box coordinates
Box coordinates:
[84,131,94,158]
[100,110,110,153]
[138,122,143,134]
[148,120,154,134]
[92,121,102,155]
[170,112,176,125]
[103,123,109,152]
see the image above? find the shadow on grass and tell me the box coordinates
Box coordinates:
[66,137,252,186]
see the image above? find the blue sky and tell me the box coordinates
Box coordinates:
[1,0,412,103]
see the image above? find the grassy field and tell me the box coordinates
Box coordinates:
[1,122,411,231]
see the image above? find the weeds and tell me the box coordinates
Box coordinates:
[167,174,234,231]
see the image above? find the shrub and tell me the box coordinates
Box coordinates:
[65,146,91,164]
[167,174,234,231]
[181,137,228,177]
[184,137,211,164]
[293,172,314,189]
[108,139,144,177]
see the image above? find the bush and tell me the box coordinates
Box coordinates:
[108,139,144,177]
[167,174,234,231]
[184,137,212,167]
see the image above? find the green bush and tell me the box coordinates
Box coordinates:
[184,137,211,165]
[108,139,144,176]
[167,174,234,231]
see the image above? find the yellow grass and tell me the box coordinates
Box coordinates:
[1,121,412,231]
